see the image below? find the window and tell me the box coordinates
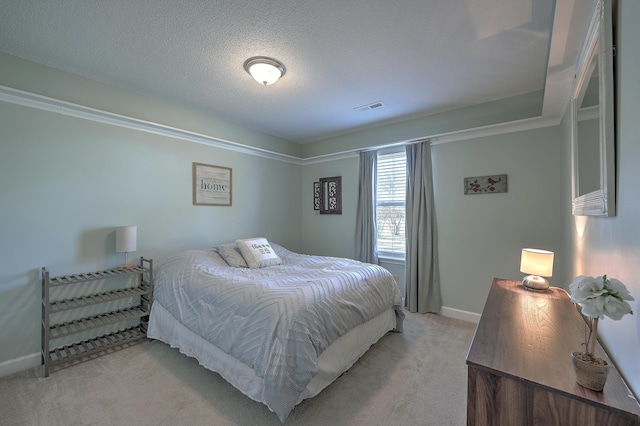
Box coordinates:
[376,150,406,257]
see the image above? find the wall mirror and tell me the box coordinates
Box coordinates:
[571,0,615,216]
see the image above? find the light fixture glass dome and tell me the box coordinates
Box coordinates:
[243,56,286,86]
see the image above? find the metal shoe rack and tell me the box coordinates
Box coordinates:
[41,257,153,377]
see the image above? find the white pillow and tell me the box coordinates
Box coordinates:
[213,244,248,268]
[208,250,231,267]
[235,237,282,268]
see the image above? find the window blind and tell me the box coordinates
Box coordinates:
[376,151,406,256]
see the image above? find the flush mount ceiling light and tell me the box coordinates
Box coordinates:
[243,56,286,86]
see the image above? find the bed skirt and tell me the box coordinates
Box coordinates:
[148,301,397,411]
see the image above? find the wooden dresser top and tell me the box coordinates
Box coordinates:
[467,278,640,418]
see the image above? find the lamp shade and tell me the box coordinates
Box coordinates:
[520,248,554,277]
[116,226,137,253]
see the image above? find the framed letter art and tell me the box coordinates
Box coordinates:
[193,162,232,206]
[313,181,321,210]
[319,176,342,214]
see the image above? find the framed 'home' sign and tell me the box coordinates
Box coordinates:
[193,162,232,206]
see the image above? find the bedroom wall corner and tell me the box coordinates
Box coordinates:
[0,52,303,158]
[565,0,640,399]
[432,125,567,315]
[0,98,303,376]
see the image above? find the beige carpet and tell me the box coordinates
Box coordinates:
[0,311,476,426]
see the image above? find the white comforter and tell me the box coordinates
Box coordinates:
[149,246,404,421]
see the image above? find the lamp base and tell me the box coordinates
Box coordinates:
[522,275,549,291]
[117,263,136,271]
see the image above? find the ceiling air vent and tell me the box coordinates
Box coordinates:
[353,101,384,112]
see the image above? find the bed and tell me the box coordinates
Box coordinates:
[147,239,404,422]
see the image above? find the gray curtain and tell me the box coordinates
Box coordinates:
[405,141,441,313]
[355,151,378,264]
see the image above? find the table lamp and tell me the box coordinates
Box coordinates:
[520,248,554,290]
[116,225,137,270]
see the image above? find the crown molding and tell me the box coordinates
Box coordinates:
[430,115,561,145]
[0,85,304,165]
[1,85,560,166]
[302,116,560,164]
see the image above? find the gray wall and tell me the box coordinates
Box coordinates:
[562,0,640,396]
[301,125,569,316]
[433,126,568,312]
[0,94,302,372]
[300,157,360,258]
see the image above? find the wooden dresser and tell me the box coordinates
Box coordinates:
[466,278,640,426]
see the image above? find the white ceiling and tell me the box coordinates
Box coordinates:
[0,0,591,144]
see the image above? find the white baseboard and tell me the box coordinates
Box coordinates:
[0,352,40,378]
[441,306,481,324]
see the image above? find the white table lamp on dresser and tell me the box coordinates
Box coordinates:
[520,248,554,290]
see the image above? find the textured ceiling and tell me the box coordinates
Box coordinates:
[0,0,580,144]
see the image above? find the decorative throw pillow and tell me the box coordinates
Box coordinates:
[235,237,282,268]
[208,250,231,267]
[214,244,248,268]
[268,242,291,258]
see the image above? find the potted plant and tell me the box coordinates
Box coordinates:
[569,275,634,391]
